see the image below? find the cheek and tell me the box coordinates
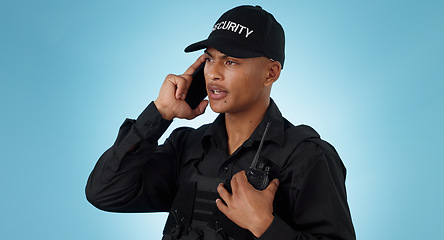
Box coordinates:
[238,72,264,92]
[225,66,265,95]
[227,73,251,95]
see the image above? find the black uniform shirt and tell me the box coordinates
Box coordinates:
[86,100,356,240]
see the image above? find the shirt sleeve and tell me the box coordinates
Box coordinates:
[85,101,182,213]
[259,141,356,240]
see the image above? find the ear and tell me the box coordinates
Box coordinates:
[264,61,281,87]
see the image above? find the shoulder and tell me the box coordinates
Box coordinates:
[163,123,213,167]
[282,123,346,175]
[169,123,211,142]
[164,123,212,154]
[282,120,337,157]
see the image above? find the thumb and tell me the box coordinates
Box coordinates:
[266,179,279,195]
[185,100,208,120]
[197,100,209,115]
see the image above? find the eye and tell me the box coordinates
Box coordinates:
[205,57,214,63]
[226,60,238,66]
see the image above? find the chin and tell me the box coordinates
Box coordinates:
[208,100,229,114]
[209,103,225,114]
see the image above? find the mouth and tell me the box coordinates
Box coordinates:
[208,85,228,100]
[211,89,225,95]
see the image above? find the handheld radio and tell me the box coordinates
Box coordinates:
[246,122,272,190]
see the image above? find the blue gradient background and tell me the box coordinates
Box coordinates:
[1,0,443,239]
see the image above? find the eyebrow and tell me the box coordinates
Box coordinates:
[204,49,230,59]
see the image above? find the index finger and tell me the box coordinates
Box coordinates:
[231,171,245,196]
[183,54,207,76]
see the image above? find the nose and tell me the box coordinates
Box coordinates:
[204,61,223,81]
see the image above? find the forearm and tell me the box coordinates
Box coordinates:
[85,102,173,212]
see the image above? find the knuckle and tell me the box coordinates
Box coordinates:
[182,74,192,81]
[166,74,176,79]
[230,178,236,185]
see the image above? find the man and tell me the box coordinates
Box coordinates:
[86,5,356,240]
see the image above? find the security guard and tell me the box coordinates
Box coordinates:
[86,5,356,240]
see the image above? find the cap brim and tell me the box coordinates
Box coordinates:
[184,37,264,59]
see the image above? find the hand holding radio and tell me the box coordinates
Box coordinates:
[216,171,279,238]
[154,55,208,120]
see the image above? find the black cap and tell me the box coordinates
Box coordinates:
[185,5,285,68]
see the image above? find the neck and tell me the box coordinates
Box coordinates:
[225,98,270,155]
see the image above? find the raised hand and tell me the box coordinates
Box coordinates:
[154,55,208,120]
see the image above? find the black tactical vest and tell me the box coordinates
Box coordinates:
[162,124,320,240]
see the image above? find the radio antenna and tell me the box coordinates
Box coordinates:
[250,122,271,169]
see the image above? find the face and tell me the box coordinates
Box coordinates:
[203,48,275,115]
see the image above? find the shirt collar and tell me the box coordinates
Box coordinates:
[202,98,285,151]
